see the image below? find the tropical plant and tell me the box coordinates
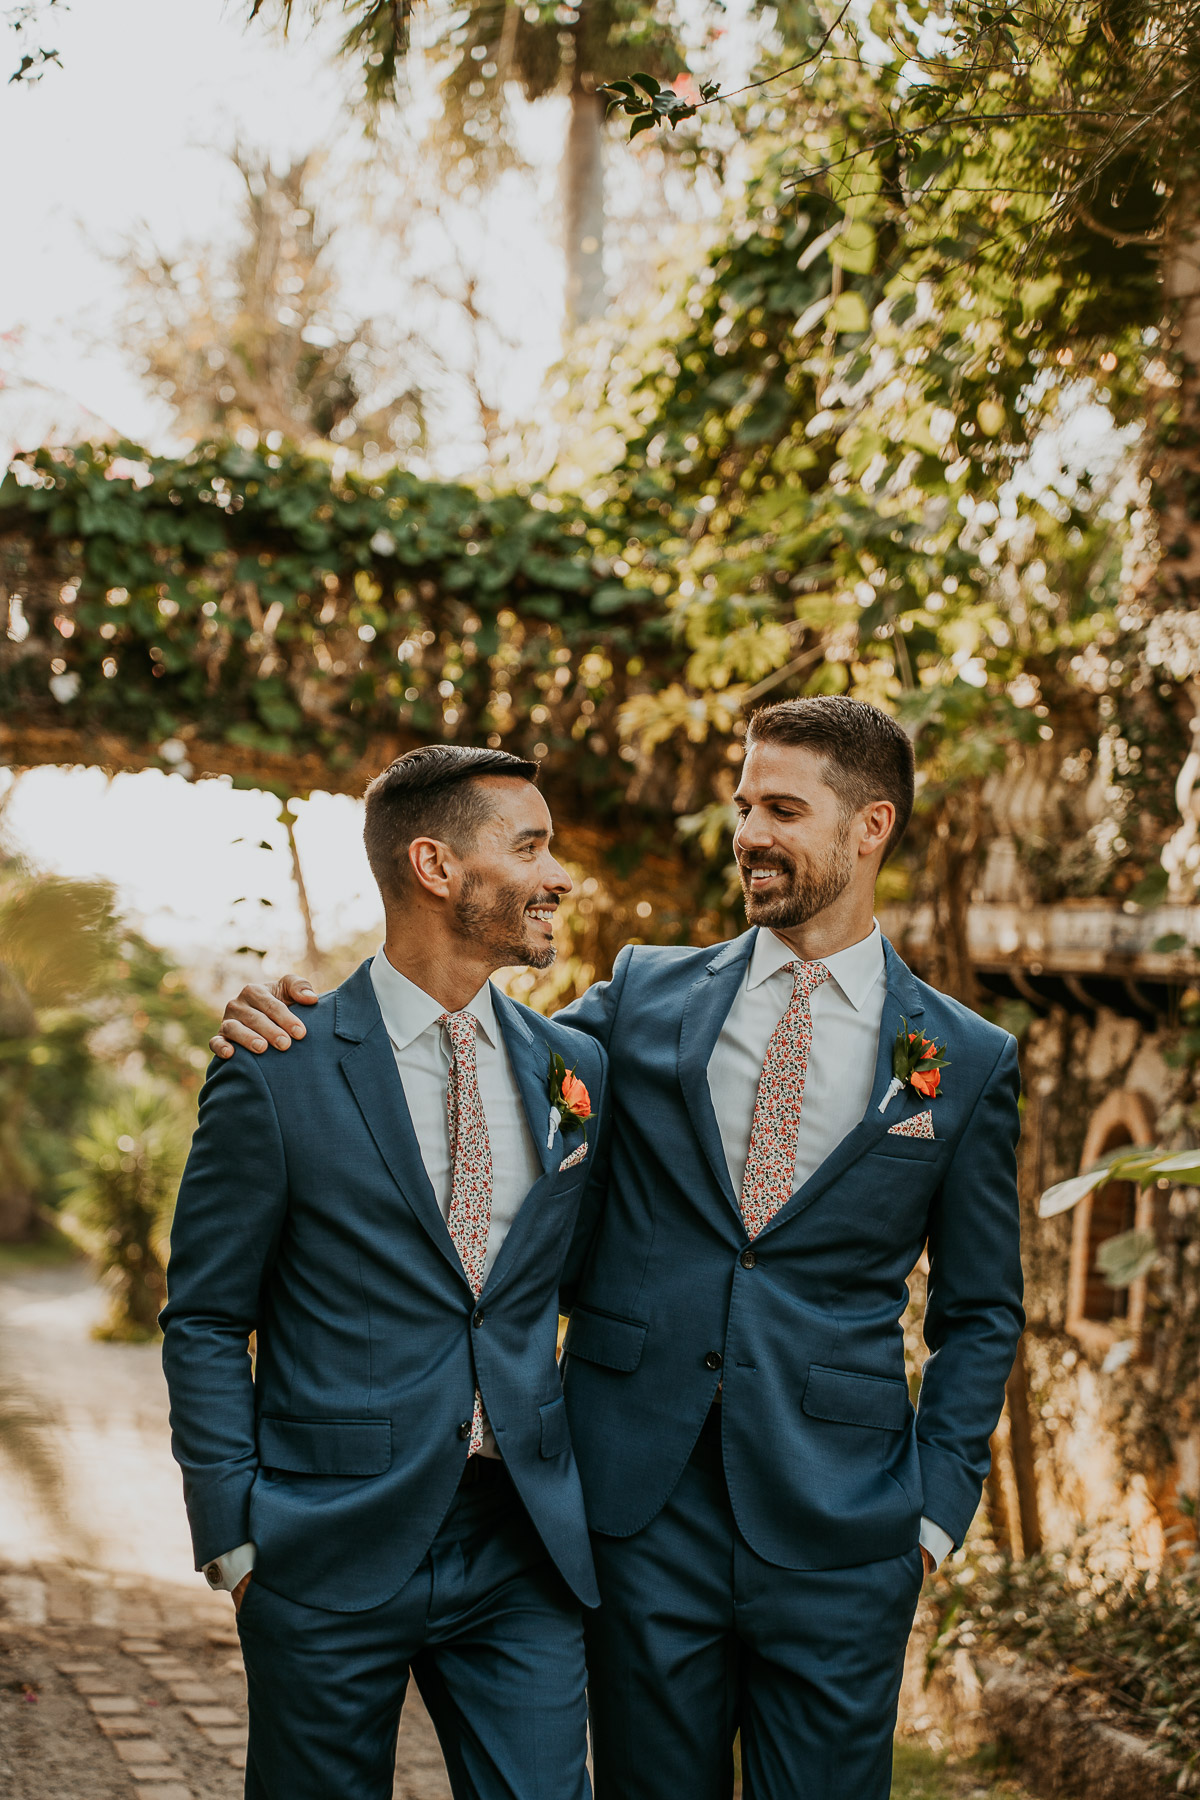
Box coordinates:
[60,1084,188,1340]
[0,867,120,1238]
[0,806,215,1241]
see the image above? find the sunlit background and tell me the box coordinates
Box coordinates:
[4,2,1200,1792]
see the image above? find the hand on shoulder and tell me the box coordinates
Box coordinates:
[210,974,318,1060]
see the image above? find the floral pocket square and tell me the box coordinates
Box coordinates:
[887,1109,935,1140]
[558,1142,588,1172]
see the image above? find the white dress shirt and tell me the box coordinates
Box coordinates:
[205,950,543,1592]
[369,948,544,1292]
[708,924,887,1197]
[706,924,954,1570]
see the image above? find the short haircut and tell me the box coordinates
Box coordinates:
[745,696,915,861]
[363,744,540,897]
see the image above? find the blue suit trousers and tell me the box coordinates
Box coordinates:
[585,1411,924,1800]
[237,1466,589,1800]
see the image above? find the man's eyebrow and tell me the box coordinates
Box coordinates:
[512,825,551,845]
[733,790,812,808]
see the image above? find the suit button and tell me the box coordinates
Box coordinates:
[704,1351,723,1371]
[739,1248,757,1269]
[458,1421,472,1440]
[473,1309,485,1328]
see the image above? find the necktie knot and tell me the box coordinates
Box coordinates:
[440,1010,481,1058]
[787,959,829,1001]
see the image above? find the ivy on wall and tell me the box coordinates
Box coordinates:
[0,439,682,826]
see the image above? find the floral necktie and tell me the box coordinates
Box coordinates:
[739,959,830,1239]
[441,1009,493,1455]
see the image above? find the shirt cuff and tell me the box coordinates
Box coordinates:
[919,1517,955,1569]
[203,1542,257,1592]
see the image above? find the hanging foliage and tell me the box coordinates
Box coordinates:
[0,439,687,821]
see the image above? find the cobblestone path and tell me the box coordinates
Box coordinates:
[0,1561,453,1800]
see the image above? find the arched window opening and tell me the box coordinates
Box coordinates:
[1082,1161,1137,1325]
[1067,1090,1156,1357]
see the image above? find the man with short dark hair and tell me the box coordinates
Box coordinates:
[163,745,609,1800]
[215,696,1023,1800]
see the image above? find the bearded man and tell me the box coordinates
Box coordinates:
[163,745,609,1800]
[215,696,1023,1800]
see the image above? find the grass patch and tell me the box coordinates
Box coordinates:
[891,1744,1026,1799]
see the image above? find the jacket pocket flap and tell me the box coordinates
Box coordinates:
[867,1136,941,1164]
[563,1306,648,1373]
[539,1395,572,1458]
[258,1415,392,1476]
[802,1366,912,1433]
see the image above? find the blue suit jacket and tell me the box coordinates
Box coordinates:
[161,959,608,1613]
[558,931,1023,1567]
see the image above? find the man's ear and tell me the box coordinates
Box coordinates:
[858,800,896,860]
[408,836,456,898]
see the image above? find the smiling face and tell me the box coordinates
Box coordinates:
[449,778,572,970]
[733,739,866,930]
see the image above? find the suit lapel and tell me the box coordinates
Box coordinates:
[335,962,469,1288]
[492,987,558,1177]
[481,990,574,1299]
[759,937,927,1237]
[678,931,757,1220]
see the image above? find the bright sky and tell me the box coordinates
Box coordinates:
[1,766,382,980]
[2,1,347,441]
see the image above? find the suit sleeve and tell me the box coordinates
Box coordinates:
[560,1035,612,1312]
[916,1033,1024,1547]
[160,1050,289,1570]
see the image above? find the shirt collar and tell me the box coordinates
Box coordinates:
[748,922,885,1013]
[370,947,498,1053]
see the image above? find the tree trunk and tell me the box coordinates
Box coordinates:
[985,1425,1014,1554]
[564,83,606,327]
[280,801,324,983]
[1157,213,1200,605]
[1005,1336,1043,1556]
[921,789,982,1009]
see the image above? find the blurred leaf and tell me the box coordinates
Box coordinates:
[1096,1228,1159,1288]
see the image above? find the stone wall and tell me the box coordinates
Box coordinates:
[999,1004,1199,1557]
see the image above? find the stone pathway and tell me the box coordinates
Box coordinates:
[0,1560,452,1799]
[0,1258,451,1798]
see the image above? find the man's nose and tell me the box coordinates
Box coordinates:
[545,857,573,896]
[736,810,773,850]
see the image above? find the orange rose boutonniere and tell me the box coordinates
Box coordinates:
[547,1053,592,1147]
[878,1020,949,1114]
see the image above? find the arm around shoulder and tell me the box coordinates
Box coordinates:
[554,944,635,1049]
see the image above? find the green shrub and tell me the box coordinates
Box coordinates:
[928,1536,1200,1782]
[62,1085,187,1341]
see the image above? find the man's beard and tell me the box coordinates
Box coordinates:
[454,872,558,970]
[739,820,854,929]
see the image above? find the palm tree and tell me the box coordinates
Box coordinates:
[255,0,685,326]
